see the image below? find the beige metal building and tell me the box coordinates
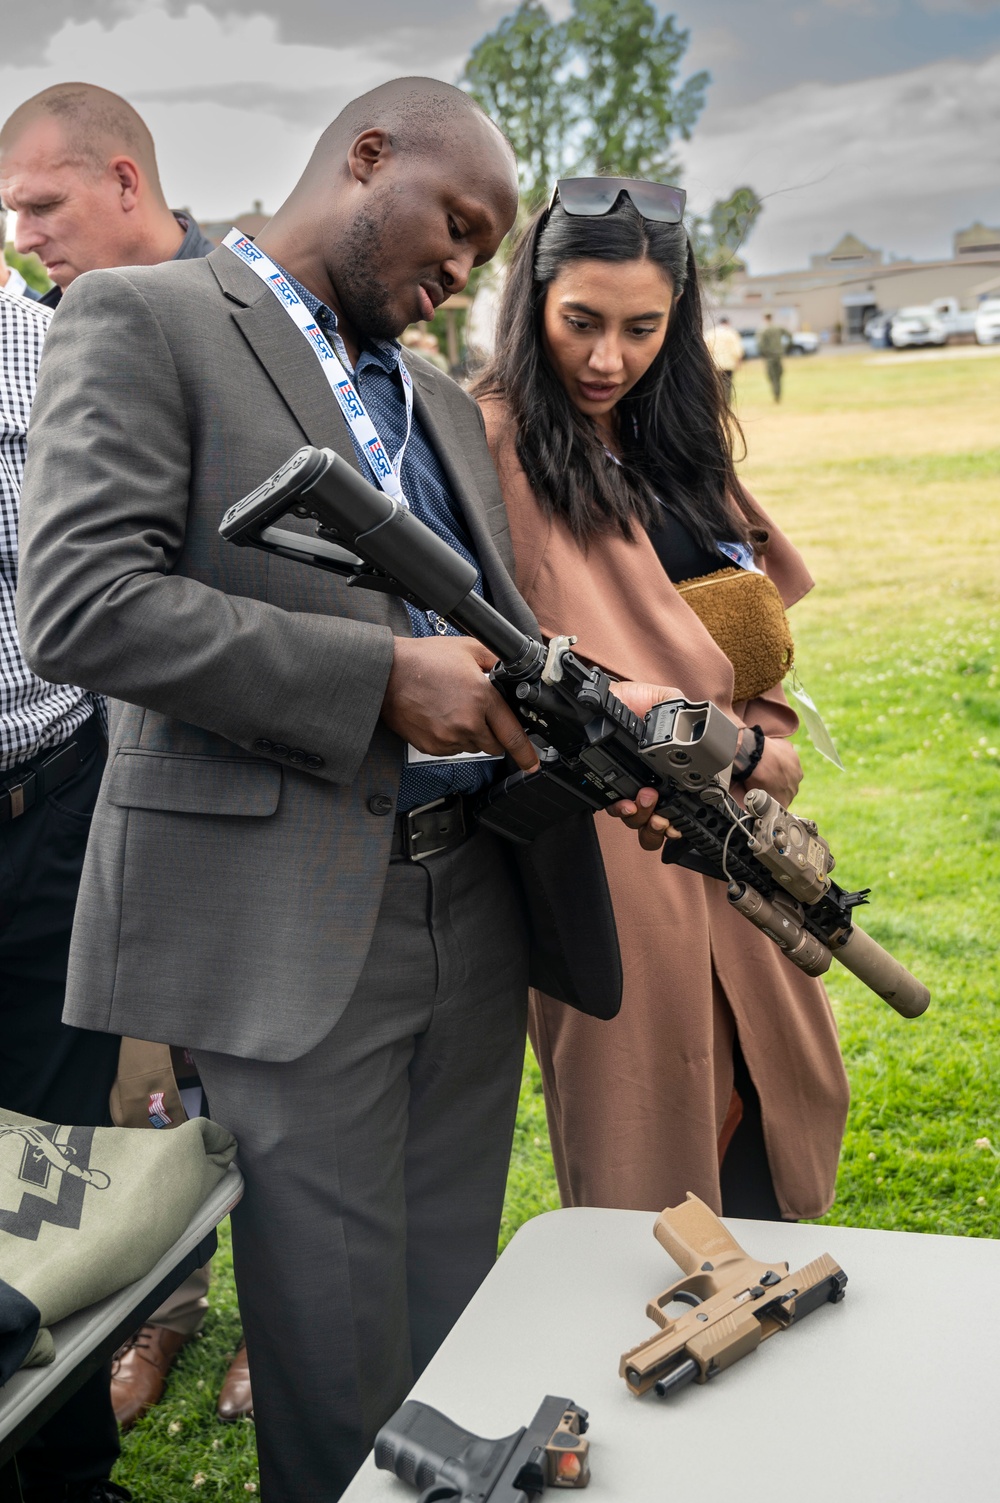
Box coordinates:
[200,200,270,245]
[712,225,1000,341]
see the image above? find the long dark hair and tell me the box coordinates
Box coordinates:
[473,197,757,550]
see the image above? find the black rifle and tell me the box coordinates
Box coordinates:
[219,446,930,1019]
[374,1394,590,1500]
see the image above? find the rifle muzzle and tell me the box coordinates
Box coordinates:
[833,924,930,1018]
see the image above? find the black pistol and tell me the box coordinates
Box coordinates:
[373,1394,590,1501]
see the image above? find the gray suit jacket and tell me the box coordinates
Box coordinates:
[17,246,621,1061]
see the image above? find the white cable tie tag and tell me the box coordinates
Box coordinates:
[786,671,844,770]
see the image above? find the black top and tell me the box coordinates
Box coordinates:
[646,504,723,584]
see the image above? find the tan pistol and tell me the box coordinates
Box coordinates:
[620,1193,847,1398]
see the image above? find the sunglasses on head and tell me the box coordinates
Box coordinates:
[549,177,687,224]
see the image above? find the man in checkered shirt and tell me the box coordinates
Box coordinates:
[0,274,124,1503]
[0,80,215,1503]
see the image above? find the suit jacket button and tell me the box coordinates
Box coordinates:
[287,748,306,764]
[368,794,394,816]
[272,743,289,758]
[305,754,324,770]
[254,738,273,752]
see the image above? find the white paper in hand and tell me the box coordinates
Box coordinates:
[405,745,503,766]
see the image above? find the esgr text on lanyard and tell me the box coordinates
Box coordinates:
[223,229,414,511]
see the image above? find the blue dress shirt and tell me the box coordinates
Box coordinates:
[277,267,497,811]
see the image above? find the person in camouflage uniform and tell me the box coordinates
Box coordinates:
[757,313,789,402]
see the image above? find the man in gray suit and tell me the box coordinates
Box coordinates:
[17,79,625,1498]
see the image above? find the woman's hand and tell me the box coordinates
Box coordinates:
[743,735,803,807]
[606,788,685,851]
[605,680,685,850]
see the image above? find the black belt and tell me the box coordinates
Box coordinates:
[0,714,103,824]
[391,794,475,862]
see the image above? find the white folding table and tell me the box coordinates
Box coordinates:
[343,1207,1000,1502]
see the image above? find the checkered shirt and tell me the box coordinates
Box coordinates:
[0,288,101,771]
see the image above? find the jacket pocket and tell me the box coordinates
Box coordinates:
[106,750,280,817]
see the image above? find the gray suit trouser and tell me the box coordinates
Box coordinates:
[194,827,529,1501]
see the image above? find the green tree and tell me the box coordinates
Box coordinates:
[4,245,51,294]
[566,0,708,182]
[463,0,708,205]
[463,1,574,209]
[462,2,759,285]
[689,185,763,284]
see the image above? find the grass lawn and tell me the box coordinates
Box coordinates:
[115,345,999,1498]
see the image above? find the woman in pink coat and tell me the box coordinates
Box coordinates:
[474,180,848,1220]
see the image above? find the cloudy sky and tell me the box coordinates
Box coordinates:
[2,0,998,273]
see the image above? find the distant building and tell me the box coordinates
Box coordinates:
[954,222,1000,257]
[710,226,1000,342]
[809,232,883,272]
[199,200,270,246]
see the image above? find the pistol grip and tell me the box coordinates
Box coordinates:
[653,1192,752,1277]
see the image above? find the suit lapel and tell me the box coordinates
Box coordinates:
[406,361,533,634]
[206,247,406,630]
[208,246,362,475]
[207,248,534,637]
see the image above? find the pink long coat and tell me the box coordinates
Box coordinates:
[480,398,849,1219]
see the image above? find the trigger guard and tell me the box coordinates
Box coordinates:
[649,1277,705,1328]
[417,1488,462,1503]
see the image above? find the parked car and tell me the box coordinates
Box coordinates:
[738,328,817,358]
[930,297,978,339]
[864,312,894,347]
[889,307,948,348]
[787,330,819,355]
[974,298,1000,345]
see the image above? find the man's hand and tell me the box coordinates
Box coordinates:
[605,680,684,851]
[381,636,539,773]
[744,735,803,807]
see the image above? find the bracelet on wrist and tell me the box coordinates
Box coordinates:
[731,724,765,786]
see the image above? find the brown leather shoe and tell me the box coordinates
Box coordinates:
[111,1324,188,1430]
[217,1338,254,1422]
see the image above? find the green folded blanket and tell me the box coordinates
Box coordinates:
[0,1109,236,1384]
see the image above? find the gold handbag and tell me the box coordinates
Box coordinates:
[677,566,794,703]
